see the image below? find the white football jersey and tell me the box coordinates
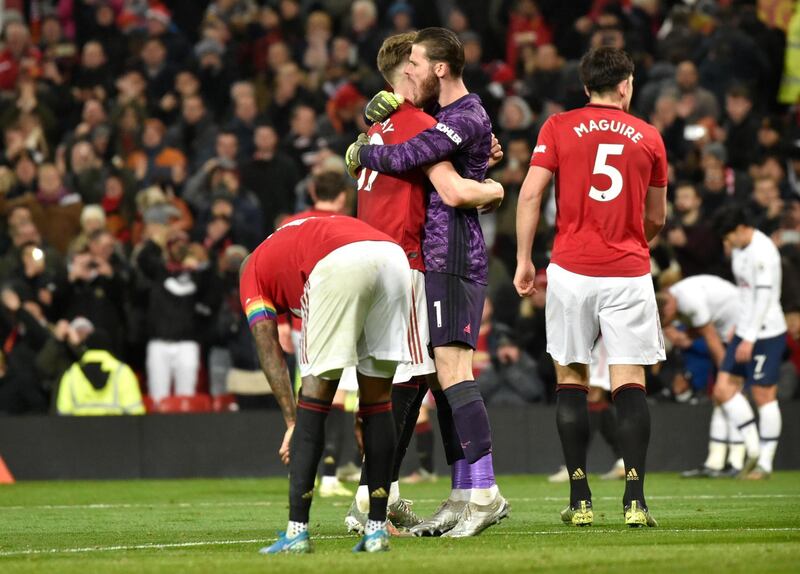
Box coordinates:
[731,230,787,340]
[668,274,739,339]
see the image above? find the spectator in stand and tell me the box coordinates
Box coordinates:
[240,123,300,234]
[135,227,214,403]
[751,176,784,236]
[226,91,262,163]
[282,104,326,178]
[663,61,720,124]
[347,0,384,69]
[506,0,552,76]
[699,142,751,216]
[477,324,544,406]
[56,326,145,416]
[71,41,114,107]
[165,94,219,173]
[650,94,688,164]
[126,119,187,190]
[0,283,50,414]
[145,4,191,66]
[266,62,320,138]
[64,229,129,354]
[496,96,537,151]
[195,37,236,121]
[723,85,761,171]
[318,83,368,156]
[0,17,41,94]
[138,37,178,110]
[193,169,264,250]
[666,182,727,279]
[67,140,107,204]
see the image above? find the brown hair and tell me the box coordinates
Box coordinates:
[313,171,349,202]
[579,47,634,95]
[414,27,465,78]
[377,32,417,85]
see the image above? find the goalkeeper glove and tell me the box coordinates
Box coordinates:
[346,133,370,179]
[364,90,403,123]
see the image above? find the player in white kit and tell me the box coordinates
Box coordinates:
[713,206,787,479]
[656,275,745,477]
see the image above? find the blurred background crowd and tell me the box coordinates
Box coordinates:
[0,0,799,416]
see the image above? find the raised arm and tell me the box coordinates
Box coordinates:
[425,161,503,209]
[514,166,553,297]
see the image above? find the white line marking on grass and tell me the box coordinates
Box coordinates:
[1,528,798,558]
[1,494,798,512]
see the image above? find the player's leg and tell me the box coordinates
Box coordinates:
[599,272,663,527]
[386,377,427,528]
[554,361,594,525]
[319,385,353,497]
[353,365,397,552]
[750,385,780,478]
[409,401,436,480]
[544,264,599,523]
[715,337,760,472]
[746,334,786,479]
[264,374,338,554]
[435,343,509,538]
[609,365,656,527]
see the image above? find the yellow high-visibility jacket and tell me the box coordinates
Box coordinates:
[56,350,145,416]
[779,7,800,104]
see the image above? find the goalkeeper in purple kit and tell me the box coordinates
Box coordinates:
[347,27,508,538]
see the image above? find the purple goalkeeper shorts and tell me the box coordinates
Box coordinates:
[425,271,486,351]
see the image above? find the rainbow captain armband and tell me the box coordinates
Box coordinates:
[245,296,277,327]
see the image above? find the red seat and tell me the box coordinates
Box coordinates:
[142,395,158,414]
[158,394,212,413]
[212,394,239,412]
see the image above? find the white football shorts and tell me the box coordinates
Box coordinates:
[299,241,412,379]
[546,263,665,366]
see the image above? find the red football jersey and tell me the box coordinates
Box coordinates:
[239,215,394,325]
[282,208,339,225]
[357,102,436,272]
[530,103,668,277]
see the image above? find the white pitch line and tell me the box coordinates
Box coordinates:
[3,493,798,512]
[1,527,798,558]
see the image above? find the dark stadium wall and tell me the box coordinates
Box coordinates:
[1,403,798,480]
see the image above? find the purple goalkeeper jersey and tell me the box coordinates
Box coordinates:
[359,94,491,284]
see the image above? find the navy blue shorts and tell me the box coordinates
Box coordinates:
[720,333,787,386]
[425,271,485,350]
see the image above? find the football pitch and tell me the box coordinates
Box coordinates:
[1,473,798,573]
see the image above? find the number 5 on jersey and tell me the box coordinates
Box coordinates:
[589,143,624,202]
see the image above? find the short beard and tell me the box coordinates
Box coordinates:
[416,69,440,108]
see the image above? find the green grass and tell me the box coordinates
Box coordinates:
[0,472,798,573]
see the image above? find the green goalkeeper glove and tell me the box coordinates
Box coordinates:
[346,133,370,179]
[364,90,404,123]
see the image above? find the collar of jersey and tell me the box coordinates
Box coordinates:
[585,103,624,110]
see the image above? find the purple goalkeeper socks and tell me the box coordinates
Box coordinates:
[451,458,473,489]
[470,453,496,489]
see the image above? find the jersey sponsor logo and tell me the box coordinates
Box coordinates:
[533,144,547,154]
[572,119,644,143]
[435,122,463,145]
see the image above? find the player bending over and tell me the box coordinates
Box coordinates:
[241,215,412,553]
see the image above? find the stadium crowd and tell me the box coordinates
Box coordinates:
[0,0,799,415]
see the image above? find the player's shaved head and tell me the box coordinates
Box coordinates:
[377,32,417,86]
[580,47,634,95]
